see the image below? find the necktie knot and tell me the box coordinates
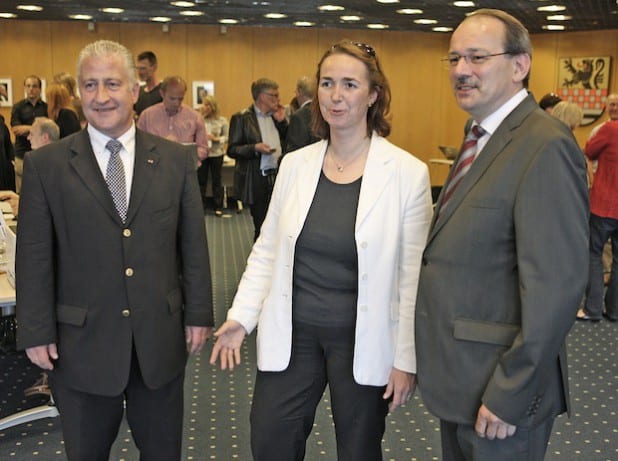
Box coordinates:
[469,124,486,141]
[106,139,123,156]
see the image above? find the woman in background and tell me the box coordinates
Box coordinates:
[198,95,229,216]
[53,72,86,128]
[210,40,432,460]
[45,83,80,139]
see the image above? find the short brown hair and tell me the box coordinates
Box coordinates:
[311,40,391,139]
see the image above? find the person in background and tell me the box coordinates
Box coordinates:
[0,115,15,191]
[551,101,583,131]
[285,76,320,154]
[0,190,19,216]
[137,75,208,162]
[227,78,287,241]
[415,9,588,461]
[46,82,81,139]
[11,75,47,191]
[210,40,432,461]
[134,51,162,117]
[53,72,87,127]
[578,106,618,323]
[198,95,228,216]
[27,116,60,150]
[538,92,562,114]
[16,40,213,461]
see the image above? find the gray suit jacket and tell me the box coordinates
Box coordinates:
[16,128,213,396]
[415,95,589,428]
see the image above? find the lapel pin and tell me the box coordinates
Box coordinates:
[147,159,154,164]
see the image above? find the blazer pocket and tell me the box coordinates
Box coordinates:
[56,304,87,327]
[453,318,519,346]
[167,288,184,314]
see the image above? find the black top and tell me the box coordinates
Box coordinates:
[56,108,81,139]
[292,171,362,327]
[134,83,163,116]
[10,98,48,158]
[0,115,15,191]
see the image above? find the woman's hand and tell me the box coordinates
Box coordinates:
[209,320,247,370]
[383,367,416,412]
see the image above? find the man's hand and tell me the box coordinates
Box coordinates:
[383,368,416,412]
[475,404,517,439]
[185,326,212,355]
[209,320,247,370]
[255,143,274,154]
[26,344,58,370]
[12,125,30,137]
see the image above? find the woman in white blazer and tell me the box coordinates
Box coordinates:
[210,40,432,461]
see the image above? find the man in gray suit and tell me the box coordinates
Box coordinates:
[16,40,213,461]
[415,9,588,461]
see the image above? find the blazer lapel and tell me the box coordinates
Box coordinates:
[125,130,159,224]
[293,141,327,229]
[355,136,394,231]
[68,130,122,224]
[428,95,538,243]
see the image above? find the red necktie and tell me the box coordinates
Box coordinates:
[439,124,486,216]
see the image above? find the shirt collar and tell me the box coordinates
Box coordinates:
[88,123,136,154]
[254,104,271,118]
[477,88,528,136]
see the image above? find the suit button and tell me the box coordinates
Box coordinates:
[121,309,130,317]
[125,267,134,277]
[361,273,368,281]
[360,242,368,249]
[123,229,132,237]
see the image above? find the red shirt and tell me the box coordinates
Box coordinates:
[585,120,618,219]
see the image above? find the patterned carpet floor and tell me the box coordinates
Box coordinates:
[0,210,616,460]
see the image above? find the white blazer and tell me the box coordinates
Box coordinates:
[227,134,432,386]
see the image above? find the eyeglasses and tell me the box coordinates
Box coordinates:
[262,92,279,98]
[441,52,511,67]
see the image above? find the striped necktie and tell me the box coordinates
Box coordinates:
[439,124,486,216]
[105,139,127,222]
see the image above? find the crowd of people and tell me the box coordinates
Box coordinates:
[0,6,615,461]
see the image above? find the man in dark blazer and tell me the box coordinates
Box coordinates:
[284,76,319,154]
[415,9,589,461]
[16,40,213,461]
[227,78,287,241]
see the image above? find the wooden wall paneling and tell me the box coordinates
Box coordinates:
[49,21,123,80]
[197,26,256,118]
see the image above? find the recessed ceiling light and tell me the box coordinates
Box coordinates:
[453,1,475,6]
[218,18,238,24]
[537,5,567,12]
[17,5,43,11]
[264,13,287,19]
[543,24,565,30]
[0,12,17,18]
[547,14,571,20]
[100,8,124,14]
[179,10,204,16]
[341,15,361,21]
[294,21,314,27]
[433,26,453,32]
[318,5,345,11]
[150,16,172,22]
[414,18,438,24]
[377,0,400,3]
[397,9,423,14]
[170,1,195,6]
[367,23,389,29]
[252,1,270,4]
[69,14,92,20]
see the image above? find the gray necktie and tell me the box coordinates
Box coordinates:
[105,139,127,222]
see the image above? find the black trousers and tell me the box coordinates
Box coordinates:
[50,347,185,461]
[197,155,224,210]
[250,321,389,461]
[249,172,275,241]
[440,417,555,461]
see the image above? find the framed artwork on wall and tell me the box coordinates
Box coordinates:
[0,78,12,107]
[192,81,215,109]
